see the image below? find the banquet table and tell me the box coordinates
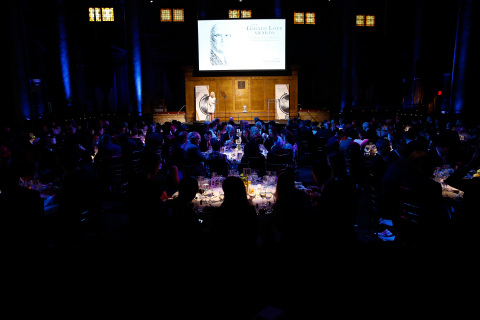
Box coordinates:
[171,176,307,215]
[203,143,269,175]
[19,178,60,215]
[432,166,479,221]
[433,167,465,200]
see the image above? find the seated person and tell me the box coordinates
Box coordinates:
[205,140,230,177]
[282,130,297,159]
[240,128,251,144]
[184,131,206,177]
[199,130,217,152]
[267,138,285,158]
[220,124,239,147]
[242,127,264,160]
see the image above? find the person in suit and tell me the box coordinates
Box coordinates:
[94,133,122,163]
[205,140,230,177]
[184,131,207,177]
[314,121,333,139]
[427,133,456,168]
[398,151,452,250]
[199,130,217,153]
[210,176,258,255]
[242,126,263,160]
[325,128,342,155]
[220,124,239,147]
[445,146,480,249]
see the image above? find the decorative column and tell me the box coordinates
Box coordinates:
[450,0,476,117]
[125,0,143,116]
[7,0,31,121]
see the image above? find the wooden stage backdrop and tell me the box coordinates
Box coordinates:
[183,66,299,123]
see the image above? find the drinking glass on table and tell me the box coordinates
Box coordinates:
[259,187,267,208]
[263,174,269,186]
[204,188,214,205]
[265,190,272,201]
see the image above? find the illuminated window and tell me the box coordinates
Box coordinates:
[102,8,114,21]
[356,14,365,26]
[305,12,315,25]
[89,8,100,21]
[366,15,375,27]
[161,9,172,22]
[357,14,375,27]
[89,7,114,22]
[173,9,184,22]
[229,10,240,18]
[294,12,304,24]
[241,10,252,18]
[89,8,96,21]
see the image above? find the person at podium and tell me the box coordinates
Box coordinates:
[207,91,217,121]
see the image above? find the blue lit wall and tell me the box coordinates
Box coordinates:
[58,0,71,106]
[128,0,142,116]
[450,0,472,114]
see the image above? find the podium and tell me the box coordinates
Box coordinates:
[265,99,278,122]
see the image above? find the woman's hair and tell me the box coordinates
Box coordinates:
[327,151,346,178]
[283,130,295,145]
[275,171,295,201]
[177,176,199,202]
[211,140,221,151]
[221,176,250,207]
[269,126,279,138]
[409,150,435,178]
[242,128,251,139]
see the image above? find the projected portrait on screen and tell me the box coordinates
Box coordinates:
[210,23,232,66]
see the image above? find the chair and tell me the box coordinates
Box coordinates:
[124,149,144,179]
[297,132,315,165]
[245,156,266,177]
[183,163,206,178]
[204,158,229,177]
[97,155,128,194]
[266,153,294,177]
[312,137,327,163]
[393,185,424,248]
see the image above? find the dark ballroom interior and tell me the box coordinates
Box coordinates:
[2,0,479,318]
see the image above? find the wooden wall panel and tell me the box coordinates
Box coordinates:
[234,79,249,112]
[250,79,265,111]
[184,66,299,122]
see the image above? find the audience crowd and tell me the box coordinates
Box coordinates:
[1,112,479,260]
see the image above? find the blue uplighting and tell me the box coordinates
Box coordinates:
[450,0,472,114]
[58,4,71,106]
[274,0,282,18]
[132,31,142,116]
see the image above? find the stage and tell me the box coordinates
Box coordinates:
[151,109,330,125]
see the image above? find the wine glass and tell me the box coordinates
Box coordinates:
[263,174,269,186]
[265,190,272,201]
[204,189,214,206]
[265,191,273,213]
[259,188,266,208]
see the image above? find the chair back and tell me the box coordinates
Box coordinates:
[394,185,424,247]
[97,155,128,193]
[266,153,294,176]
[246,156,266,177]
[204,158,229,177]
